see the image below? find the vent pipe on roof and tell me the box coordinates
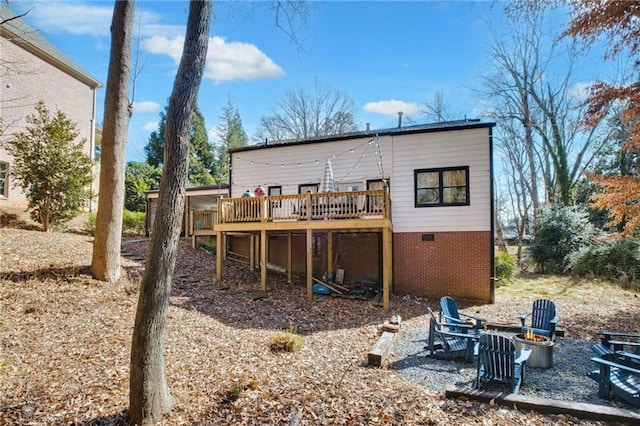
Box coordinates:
[397,111,403,128]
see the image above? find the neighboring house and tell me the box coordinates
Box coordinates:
[146,184,229,243]
[0,5,101,209]
[211,119,496,308]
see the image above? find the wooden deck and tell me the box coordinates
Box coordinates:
[191,190,393,310]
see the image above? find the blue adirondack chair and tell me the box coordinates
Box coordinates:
[591,352,640,408]
[476,333,531,394]
[519,299,559,341]
[426,307,480,363]
[439,296,485,333]
[592,331,640,357]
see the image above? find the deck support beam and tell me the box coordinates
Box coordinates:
[216,231,223,282]
[261,229,267,291]
[327,231,334,275]
[306,228,313,300]
[382,226,392,311]
[287,232,292,283]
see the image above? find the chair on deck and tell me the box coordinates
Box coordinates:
[519,299,559,341]
[439,296,485,333]
[591,352,640,408]
[426,307,480,363]
[475,333,531,394]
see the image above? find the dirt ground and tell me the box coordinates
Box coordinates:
[1,209,639,425]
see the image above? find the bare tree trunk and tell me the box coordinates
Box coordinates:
[91,0,134,282]
[129,2,212,424]
[495,212,508,253]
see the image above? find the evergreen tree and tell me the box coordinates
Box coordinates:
[6,101,93,231]
[125,161,161,212]
[213,98,248,184]
[144,103,215,186]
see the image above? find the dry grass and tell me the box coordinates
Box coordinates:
[1,222,638,425]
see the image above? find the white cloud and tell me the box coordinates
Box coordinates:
[19,1,183,38]
[568,81,593,102]
[142,121,158,132]
[363,99,420,117]
[25,1,112,36]
[133,101,161,114]
[142,35,285,82]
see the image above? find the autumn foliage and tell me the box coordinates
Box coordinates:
[565,1,640,235]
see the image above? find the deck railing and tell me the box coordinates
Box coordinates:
[218,189,388,223]
[189,208,218,234]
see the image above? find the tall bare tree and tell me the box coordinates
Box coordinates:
[255,81,358,142]
[91,0,135,282]
[480,9,609,248]
[129,1,212,424]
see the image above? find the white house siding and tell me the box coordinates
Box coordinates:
[390,127,492,233]
[0,32,98,208]
[229,124,494,302]
[230,135,393,196]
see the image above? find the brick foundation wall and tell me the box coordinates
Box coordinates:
[228,230,493,302]
[393,231,492,302]
[229,233,380,283]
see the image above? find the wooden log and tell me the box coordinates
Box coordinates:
[368,331,396,367]
[312,277,344,294]
[444,385,640,424]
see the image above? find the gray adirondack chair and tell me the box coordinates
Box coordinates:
[426,307,480,363]
[519,299,559,341]
[591,352,640,408]
[592,331,640,357]
[475,333,531,394]
[439,296,485,333]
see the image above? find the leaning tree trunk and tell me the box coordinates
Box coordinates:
[91,0,134,282]
[129,2,212,424]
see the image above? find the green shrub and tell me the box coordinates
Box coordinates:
[495,252,517,282]
[84,210,145,236]
[122,210,145,236]
[568,238,640,282]
[529,206,594,274]
[85,212,97,234]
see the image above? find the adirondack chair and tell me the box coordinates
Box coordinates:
[475,333,531,394]
[519,299,559,341]
[592,331,640,358]
[439,296,485,333]
[591,352,640,408]
[426,307,480,363]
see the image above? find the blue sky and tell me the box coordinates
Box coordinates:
[6,1,610,163]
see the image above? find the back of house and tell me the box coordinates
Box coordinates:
[229,119,496,302]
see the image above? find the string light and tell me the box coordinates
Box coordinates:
[231,136,389,188]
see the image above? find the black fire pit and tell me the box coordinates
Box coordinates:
[513,333,554,368]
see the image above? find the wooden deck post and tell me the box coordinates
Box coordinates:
[287,232,292,283]
[261,229,267,291]
[306,228,313,300]
[249,233,255,270]
[216,231,223,282]
[327,231,333,275]
[382,226,392,311]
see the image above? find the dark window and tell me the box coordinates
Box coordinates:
[268,185,282,208]
[367,179,386,212]
[298,183,318,194]
[0,162,8,198]
[415,166,469,207]
[268,186,282,196]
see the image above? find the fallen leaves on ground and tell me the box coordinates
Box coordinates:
[1,227,637,425]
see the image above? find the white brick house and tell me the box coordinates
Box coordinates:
[0,5,101,209]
